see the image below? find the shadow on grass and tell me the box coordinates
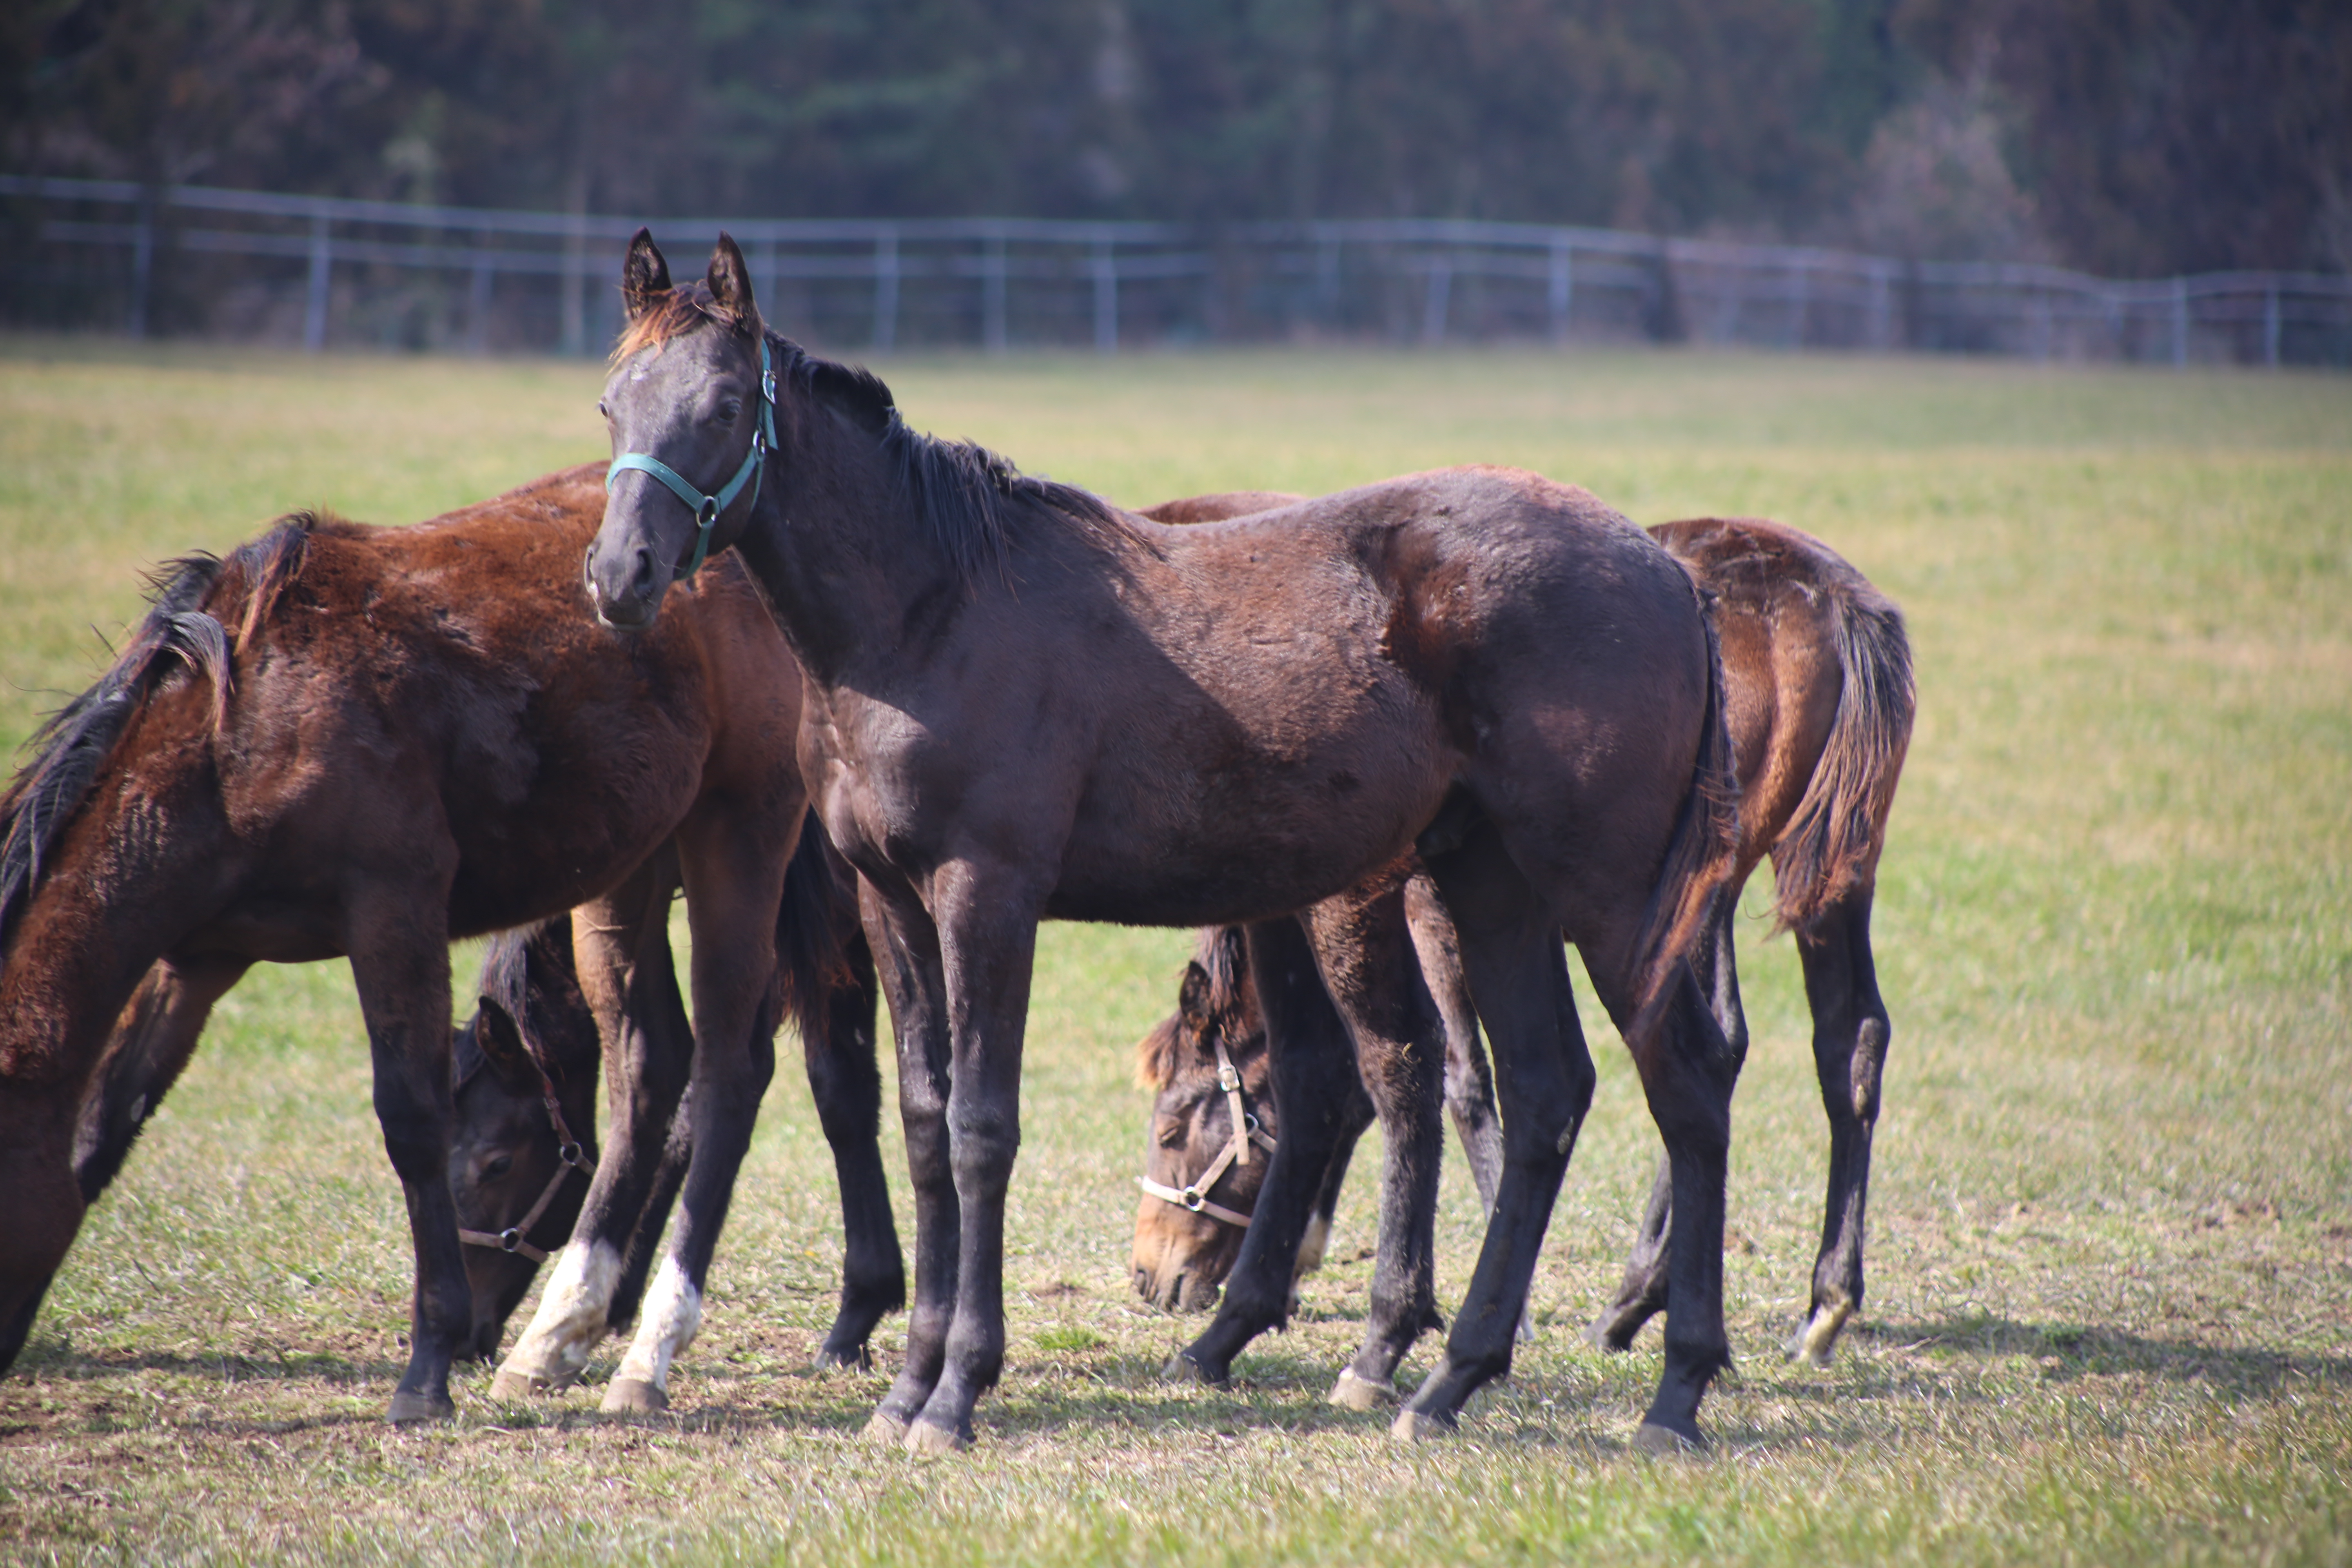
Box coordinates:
[7,1340,412,1385]
[1854,1313,2352,1392]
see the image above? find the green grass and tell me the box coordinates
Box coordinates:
[2,339,2348,1564]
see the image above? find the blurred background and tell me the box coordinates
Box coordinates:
[3,0,2348,361]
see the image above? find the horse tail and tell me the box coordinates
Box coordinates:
[773,814,864,1056]
[1626,575,1745,1047]
[1767,577,1914,934]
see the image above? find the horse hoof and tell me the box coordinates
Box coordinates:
[904,1418,970,1455]
[813,1343,873,1374]
[1161,1351,1229,1388]
[1784,1303,1850,1368]
[385,1389,455,1424]
[1633,1421,1708,1457]
[860,1410,910,1446]
[1390,1408,1455,1443]
[490,1367,568,1401]
[1328,1367,1399,1411]
[601,1377,669,1415]
[1517,1314,1537,1346]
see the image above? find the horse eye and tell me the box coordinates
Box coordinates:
[597,400,609,419]
[1154,1117,1189,1149]
[484,1154,514,1179]
[717,401,742,425]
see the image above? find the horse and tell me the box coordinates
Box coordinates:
[581,231,1744,1452]
[1131,510,1913,1392]
[0,466,832,1421]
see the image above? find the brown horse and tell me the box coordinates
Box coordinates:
[582,232,1743,1452]
[0,467,814,1420]
[1132,510,1913,1390]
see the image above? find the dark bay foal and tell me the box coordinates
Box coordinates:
[1132,512,1913,1393]
[581,232,1743,1451]
[0,468,813,1420]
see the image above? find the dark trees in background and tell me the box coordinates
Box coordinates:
[6,0,2347,276]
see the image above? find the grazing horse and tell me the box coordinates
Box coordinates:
[581,231,1743,1452]
[0,468,815,1420]
[1131,511,1913,1387]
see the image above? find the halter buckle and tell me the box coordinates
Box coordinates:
[558,1140,589,1169]
[1180,1186,1207,1212]
[1216,1059,1241,1094]
[497,1227,527,1253]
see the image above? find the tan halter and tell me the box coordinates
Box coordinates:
[1136,1039,1278,1229]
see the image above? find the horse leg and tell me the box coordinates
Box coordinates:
[73,957,252,1203]
[1786,886,1889,1367]
[1169,915,1368,1387]
[607,1079,692,1334]
[806,928,904,1369]
[859,877,959,1441]
[897,863,1042,1454]
[1393,825,1592,1440]
[0,1084,83,1375]
[1407,873,1505,1216]
[1305,887,1449,1412]
[0,959,256,1372]
[344,902,472,1423]
[602,813,790,1414]
[494,866,691,1398]
[1298,1083,1376,1280]
[1589,914,1747,1350]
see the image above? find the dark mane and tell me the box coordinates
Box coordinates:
[1191,924,1254,1025]
[773,332,1128,588]
[0,511,325,955]
[614,285,1122,588]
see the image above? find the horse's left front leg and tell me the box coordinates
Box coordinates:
[904,861,1039,1454]
[602,810,791,1414]
[345,896,471,1423]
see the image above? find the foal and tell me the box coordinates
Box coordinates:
[1133,511,1913,1393]
[0,468,806,1419]
[582,232,1743,1451]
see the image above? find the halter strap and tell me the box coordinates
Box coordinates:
[1136,1039,1278,1231]
[458,1039,600,1265]
[606,335,778,580]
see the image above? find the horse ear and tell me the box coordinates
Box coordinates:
[1176,960,1215,1032]
[474,996,539,1091]
[622,228,671,323]
[707,231,758,327]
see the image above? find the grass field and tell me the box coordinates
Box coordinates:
[0,338,2348,1565]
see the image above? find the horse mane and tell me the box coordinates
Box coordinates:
[0,510,326,954]
[612,281,1125,588]
[1133,924,1256,1090]
[457,918,588,1091]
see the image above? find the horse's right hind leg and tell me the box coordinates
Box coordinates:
[495,868,692,1399]
[0,1087,82,1375]
[1588,914,1746,1351]
[1394,826,1594,1439]
[1787,886,1889,1367]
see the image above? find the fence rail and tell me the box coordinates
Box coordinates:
[5,174,2348,365]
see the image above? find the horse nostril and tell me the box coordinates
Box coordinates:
[630,547,657,597]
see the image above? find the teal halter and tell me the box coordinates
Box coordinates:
[606,336,778,580]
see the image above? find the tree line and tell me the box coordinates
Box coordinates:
[6,0,2347,278]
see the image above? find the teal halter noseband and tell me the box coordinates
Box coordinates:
[606,336,778,580]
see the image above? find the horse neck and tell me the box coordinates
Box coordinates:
[733,382,962,688]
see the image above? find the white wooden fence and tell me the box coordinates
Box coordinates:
[5,174,2347,366]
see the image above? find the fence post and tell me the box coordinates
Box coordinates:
[983,232,1008,352]
[1788,260,1809,348]
[1092,238,1118,354]
[1548,236,1573,345]
[755,240,778,324]
[1316,235,1341,327]
[127,190,155,339]
[2171,275,2189,368]
[467,245,493,355]
[303,213,332,352]
[1867,261,1891,350]
[1421,258,1451,344]
[559,211,586,356]
[2263,285,2281,368]
[873,230,900,352]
